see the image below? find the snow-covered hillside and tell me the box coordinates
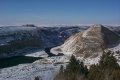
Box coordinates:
[0,25,120,80]
[60,25,119,58]
[0,52,69,80]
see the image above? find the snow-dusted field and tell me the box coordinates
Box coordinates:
[0,39,70,80]
[0,63,55,80]
[0,51,69,80]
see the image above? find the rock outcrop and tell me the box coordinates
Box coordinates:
[61,24,119,58]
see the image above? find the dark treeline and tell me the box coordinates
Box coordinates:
[54,51,120,80]
[0,38,42,54]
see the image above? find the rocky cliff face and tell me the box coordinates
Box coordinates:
[61,24,119,58]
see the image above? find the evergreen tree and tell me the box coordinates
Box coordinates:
[54,51,120,80]
[88,64,104,80]
[88,51,120,80]
[66,55,80,73]
[34,76,39,80]
[99,51,119,70]
[54,55,88,80]
[112,69,120,80]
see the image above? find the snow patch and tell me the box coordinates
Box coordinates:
[25,50,48,58]
[50,46,62,55]
[82,28,91,38]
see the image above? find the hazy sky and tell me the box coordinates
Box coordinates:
[0,0,120,26]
